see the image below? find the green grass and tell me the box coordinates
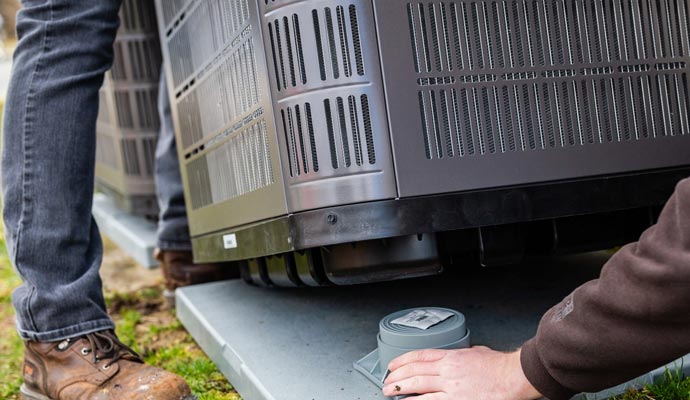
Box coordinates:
[0,222,25,399]
[612,368,690,400]
[107,288,240,400]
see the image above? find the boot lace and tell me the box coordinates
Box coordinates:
[83,330,142,369]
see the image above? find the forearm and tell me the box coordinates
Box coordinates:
[508,350,543,400]
[521,178,690,399]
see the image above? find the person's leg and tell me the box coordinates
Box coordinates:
[154,71,191,253]
[2,0,121,342]
[153,71,239,298]
[2,1,192,397]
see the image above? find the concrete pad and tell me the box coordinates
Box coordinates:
[177,252,685,399]
[93,193,158,268]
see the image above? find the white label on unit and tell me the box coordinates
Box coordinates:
[223,234,238,249]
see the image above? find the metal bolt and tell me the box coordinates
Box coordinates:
[327,214,338,225]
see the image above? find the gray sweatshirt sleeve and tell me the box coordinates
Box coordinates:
[520,177,690,400]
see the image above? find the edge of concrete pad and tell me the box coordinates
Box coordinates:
[176,285,276,400]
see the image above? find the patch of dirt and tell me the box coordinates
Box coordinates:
[99,238,162,293]
[138,312,188,352]
[106,286,168,316]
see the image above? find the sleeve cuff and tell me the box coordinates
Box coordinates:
[521,338,577,400]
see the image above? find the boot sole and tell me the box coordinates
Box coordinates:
[22,384,199,400]
[21,384,199,400]
[20,384,51,400]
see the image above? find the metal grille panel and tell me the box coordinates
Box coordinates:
[166,0,250,89]
[161,0,193,29]
[406,0,690,160]
[260,0,397,212]
[267,5,365,91]
[375,0,690,197]
[186,120,275,210]
[417,74,690,159]
[157,0,288,236]
[175,38,262,150]
[406,1,690,72]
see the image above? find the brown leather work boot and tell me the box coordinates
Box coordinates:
[20,330,194,400]
[155,249,240,305]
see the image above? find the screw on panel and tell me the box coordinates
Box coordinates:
[327,214,338,225]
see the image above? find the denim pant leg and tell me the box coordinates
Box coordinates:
[155,71,192,252]
[1,0,122,341]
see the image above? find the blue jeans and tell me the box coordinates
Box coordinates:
[2,0,122,341]
[155,72,191,253]
[2,0,191,341]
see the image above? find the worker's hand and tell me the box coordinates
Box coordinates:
[382,347,541,400]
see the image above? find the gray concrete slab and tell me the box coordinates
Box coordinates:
[92,193,158,268]
[177,252,689,400]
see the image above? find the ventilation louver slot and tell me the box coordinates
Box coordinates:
[319,95,377,171]
[270,5,365,89]
[121,139,141,176]
[268,14,308,91]
[188,120,275,209]
[114,91,133,130]
[119,137,157,178]
[129,37,162,81]
[134,88,160,129]
[280,103,319,177]
[407,1,690,72]
[120,0,158,32]
[110,38,162,82]
[409,0,690,160]
[111,43,127,81]
[142,137,157,176]
[176,38,261,150]
[167,0,250,88]
[114,87,160,131]
[419,74,690,159]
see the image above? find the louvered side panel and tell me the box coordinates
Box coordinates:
[157,0,288,236]
[376,0,690,197]
[260,0,397,212]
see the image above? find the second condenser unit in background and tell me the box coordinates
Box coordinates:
[155,0,690,286]
[96,0,162,217]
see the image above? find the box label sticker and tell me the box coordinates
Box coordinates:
[223,234,238,249]
[391,309,454,330]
